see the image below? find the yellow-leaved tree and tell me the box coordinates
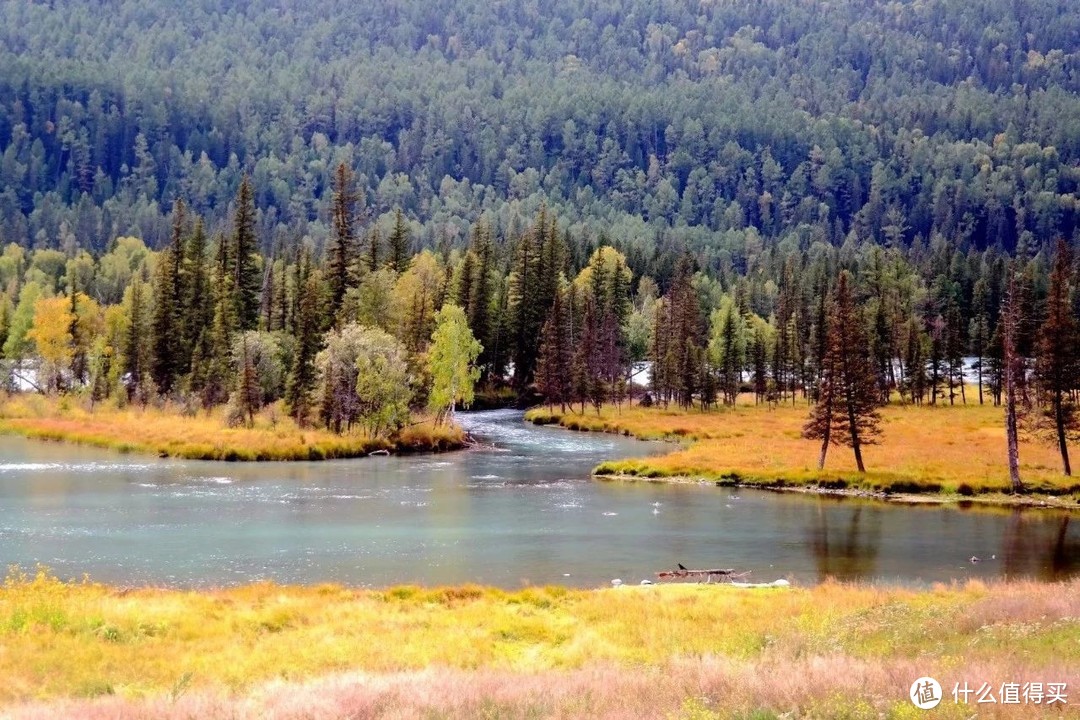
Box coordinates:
[28,292,103,393]
[27,295,73,392]
[427,303,482,425]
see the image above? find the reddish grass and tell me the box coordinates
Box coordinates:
[6,657,1076,719]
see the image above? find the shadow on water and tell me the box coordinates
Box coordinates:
[807,504,882,581]
[1002,511,1079,580]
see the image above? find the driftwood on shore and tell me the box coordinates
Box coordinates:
[463,433,499,450]
[655,568,751,583]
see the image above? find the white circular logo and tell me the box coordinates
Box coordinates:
[910,677,943,709]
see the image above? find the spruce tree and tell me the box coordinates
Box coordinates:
[184,217,211,364]
[232,175,260,331]
[1034,238,1079,476]
[327,162,358,319]
[123,277,151,404]
[202,242,240,409]
[468,222,494,379]
[366,225,381,273]
[67,286,86,387]
[803,272,882,472]
[571,297,603,414]
[508,212,545,393]
[455,249,475,312]
[535,286,571,411]
[285,253,320,425]
[387,208,411,273]
[235,333,260,427]
[151,199,185,394]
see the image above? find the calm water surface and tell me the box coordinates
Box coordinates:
[0,409,1076,588]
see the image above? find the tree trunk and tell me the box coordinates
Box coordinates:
[847,399,866,473]
[1003,273,1024,494]
[1055,394,1072,476]
[1004,362,1024,493]
[977,356,983,405]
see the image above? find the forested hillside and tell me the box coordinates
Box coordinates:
[0,0,1077,258]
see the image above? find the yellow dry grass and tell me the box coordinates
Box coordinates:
[0,394,463,461]
[1,566,1076,717]
[528,398,1080,499]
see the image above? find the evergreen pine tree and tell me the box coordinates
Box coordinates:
[1034,238,1079,476]
[387,208,411,273]
[184,217,211,366]
[235,333,260,427]
[327,162,358,319]
[285,253,320,425]
[151,199,187,395]
[123,277,151,404]
[366,226,381,273]
[535,286,571,411]
[232,175,260,330]
[467,223,494,379]
[803,272,883,472]
[67,286,86,387]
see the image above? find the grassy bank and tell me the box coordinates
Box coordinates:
[1,568,1077,718]
[526,401,1080,506]
[0,394,464,461]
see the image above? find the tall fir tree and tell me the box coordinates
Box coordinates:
[535,285,571,411]
[467,222,495,380]
[123,276,151,403]
[509,208,549,393]
[285,252,321,425]
[202,238,240,409]
[184,217,211,366]
[232,175,260,331]
[327,162,358,319]
[387,208,411,274]
[151,199,186,394]
[803,272,883,472]
[1034,238,1079,476]
[67,285,86,387]
[366,225,381,273]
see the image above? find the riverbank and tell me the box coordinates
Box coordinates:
[526,402,1080,509]
[0,395,464,461]
[1,568,1076,718]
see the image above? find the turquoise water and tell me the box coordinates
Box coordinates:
[0,409,1075,588]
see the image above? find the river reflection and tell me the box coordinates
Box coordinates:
[0,409,1076,588]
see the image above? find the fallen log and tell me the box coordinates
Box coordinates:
[655,568,751,582]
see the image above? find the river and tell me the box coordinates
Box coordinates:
[0,409,1076,588]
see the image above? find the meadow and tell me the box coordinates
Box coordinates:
[0,394,463,461]
[527,398,1080,504]
[1,567,1077,718]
